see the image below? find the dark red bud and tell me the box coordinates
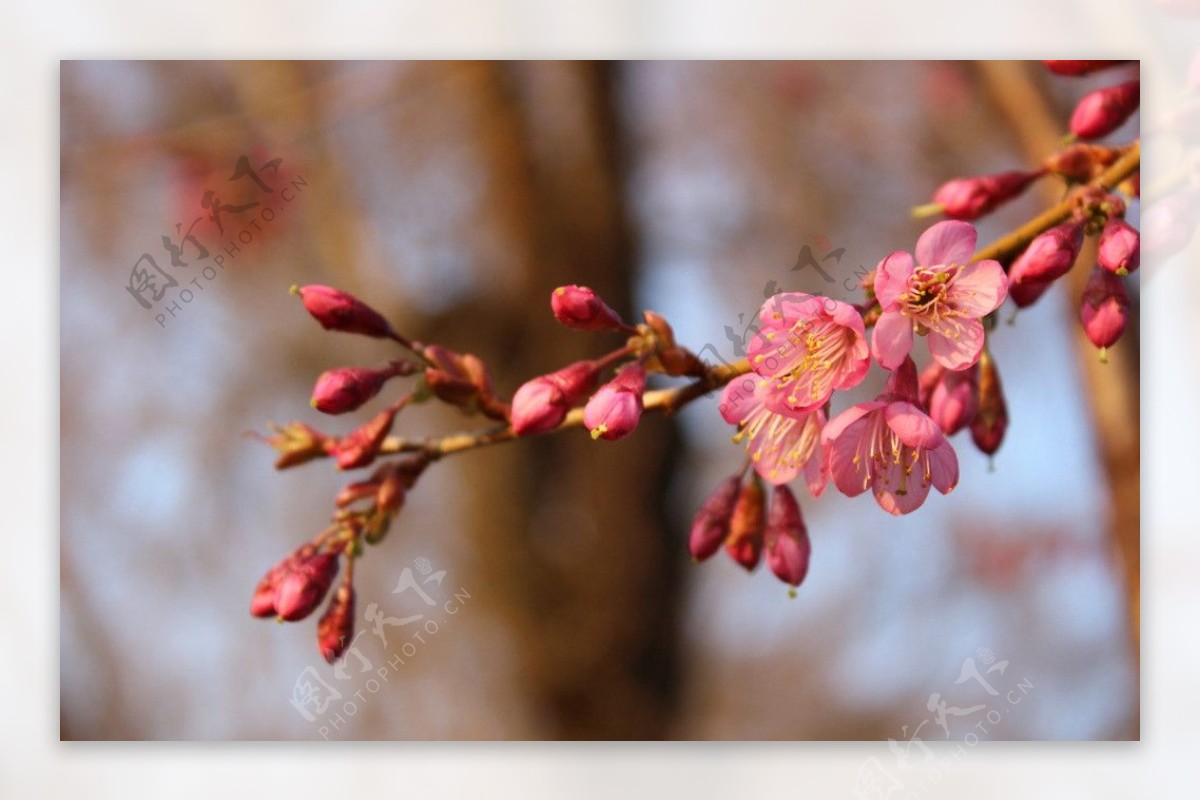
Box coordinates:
[294,284,398,339]
[317,583,356,663]
[724,476,766,571]
[764,485,811,589]
[1070,80,1140,140]
[688,475,743,561]
[274,552,340,622]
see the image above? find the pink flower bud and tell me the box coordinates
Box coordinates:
[1008,278,1053,309]
[294,284,397,339]
[688,475,743,561]
[764,485,811,589]
[317,583,356,663]
[724,476,766,571]
[311,364,402,415]
[1042,60,1131,77]
[932,170,1042,220]
[332,401,404,470]
[511,360,600,436]
[1080,267,1130,358]
[970,352,1007,456]
[583,364,646,441]
[1070,80,1140,140]
[883,357,921,404]
[1008,222,1084,288]
[550,285,626,332]
[250,544,316,617]
[1097,218,1140,275]
[274,552,340,622]
[919,361,979,436]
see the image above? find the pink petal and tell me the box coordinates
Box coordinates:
[760,292,816,327]
[804,448,829,497]
[822,401,884,446]
[948,259,1008,316]
[873,251,914,311]
[719,375,766,425]
[827,415,874,497]
[825,296,869,339]
[915,220,977,267]
[874,467,933,516]
[871,310,914,370]
[884,402,946,450]
[751,446,800,486]
[928,440,959,494]
[926,319,985,371]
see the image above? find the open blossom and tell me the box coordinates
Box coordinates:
[719,374,827,493]
[872,221,1007,371]
[823,358,959,515]
[746,293,869,413]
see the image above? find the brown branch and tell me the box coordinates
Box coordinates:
[972,140,1140,265]
[377,358,752,459]
[310,142,1140,467]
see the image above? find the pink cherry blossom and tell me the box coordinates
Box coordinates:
[872,221,1008,372]
[719,374,827,493]
[746,292,869,413]
[822,359,959,515]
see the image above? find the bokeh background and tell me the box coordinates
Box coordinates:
[60,60,1139,741]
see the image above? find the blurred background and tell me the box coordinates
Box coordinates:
[60,60,1139,741]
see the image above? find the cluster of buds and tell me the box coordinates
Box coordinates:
[510,285,704,442]
[689,473,812,595]
[253,284,494,660]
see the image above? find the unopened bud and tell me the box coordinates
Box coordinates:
[1043,144,1121,183]
[422,345,502,417]
[250,544,317,617]
[764,485,811,590]
[311,363,405,415]
[929,170,1043,220]
[583,364,646,441]
[332,401,404,470]
[293,284,398,339]
[688,475,743,561]
[1070,80,1140,140]
[1008,279,1053,309]
[1042,60,1131,77]
[274,552,340,622]
[725,475,767,571]
[511,360,600,436]
[919,361,979,436]
[317,583,356,663]
[970,351,1008,457]
[1080,267,1130,360]
[1009,221,1084,286]
[1097,217,1140,276]
[551,285,626,332]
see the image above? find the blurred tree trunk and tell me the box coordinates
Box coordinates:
[421,62,684,738]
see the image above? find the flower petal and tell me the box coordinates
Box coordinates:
[873,251,914,311]
[719,375,766,425]
[822,401,885,446]
[827,415,873,498]
[927,319,985,370]
[874,465,933,515]
[871,310,914,370]
[928,440,959,494]
[949,259,1008,316]
[915,220,977,267]
[885,402,946,450]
